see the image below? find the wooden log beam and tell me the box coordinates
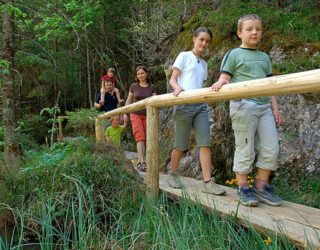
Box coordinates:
[148,69,320,107]
[146,106,160,201]
[96,97,150,120]
[96,69,320,121]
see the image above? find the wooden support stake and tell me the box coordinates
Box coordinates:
[58,119,63,141]
[57,116,68,141]
[95,118,104,143]
[146,106,160,202]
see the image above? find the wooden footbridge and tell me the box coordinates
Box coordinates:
[96,69,320,249]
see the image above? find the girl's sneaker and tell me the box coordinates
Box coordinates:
[167,173,182,189]
[202,178,226,195]
[253,185,283,206]
[237,187,259,207]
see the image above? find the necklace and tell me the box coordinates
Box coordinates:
[192,50,201,63]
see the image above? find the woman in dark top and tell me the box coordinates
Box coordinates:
[126,66,157,171]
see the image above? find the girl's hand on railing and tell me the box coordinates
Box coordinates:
[173,86,184,97]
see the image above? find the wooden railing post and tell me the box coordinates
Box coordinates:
[95,118,104,143]
[146,106,160,202]
[57,116,68,141]
[58,118,63,141]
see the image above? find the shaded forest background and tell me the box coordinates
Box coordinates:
[1,0,187,114]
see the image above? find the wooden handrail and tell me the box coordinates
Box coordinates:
[95,69,320,201]
[96,69,320,120]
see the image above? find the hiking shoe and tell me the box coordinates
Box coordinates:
[167,173,182,189]
[137,162,146,172]
[202,178,227,196]
[140,162,147,172]
[237,187,259,207]
[253,185,283,206]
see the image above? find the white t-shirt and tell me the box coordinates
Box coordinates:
[172,51,207,91]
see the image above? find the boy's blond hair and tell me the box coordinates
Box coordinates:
[237,14,262,31]
[110,115,120,123]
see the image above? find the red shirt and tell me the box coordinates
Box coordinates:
[101,74,117,84]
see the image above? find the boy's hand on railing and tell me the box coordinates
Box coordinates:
[211,79,229,91]
[273,110,283,127]
[173,86,184,97]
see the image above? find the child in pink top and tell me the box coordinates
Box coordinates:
[100,67,124,106]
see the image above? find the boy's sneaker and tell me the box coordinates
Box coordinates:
[253,185,283,206]
[202,178,227,196]
[237,187,259,207]
[167,173,182,189]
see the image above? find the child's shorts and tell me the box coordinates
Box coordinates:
[173,104,210,151]
[230,99,279,174]
[130,113,147,143]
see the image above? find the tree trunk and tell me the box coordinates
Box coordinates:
[2,0,22,175]
[85,31,93,108]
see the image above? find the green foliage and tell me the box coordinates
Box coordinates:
[273,52,320,74]
[65,108,99,137]
[274,169,320,209]
[0,60,10,79]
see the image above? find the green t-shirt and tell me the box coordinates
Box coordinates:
[105,126,125,147]
[220,47,273,104]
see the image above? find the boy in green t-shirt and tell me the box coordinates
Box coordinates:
[105,114,128,147]
[212,14,283,207]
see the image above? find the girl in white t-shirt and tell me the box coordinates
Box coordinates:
[167,27,226,196]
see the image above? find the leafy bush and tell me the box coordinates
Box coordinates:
[65,108,99,137]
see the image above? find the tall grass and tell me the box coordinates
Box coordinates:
[109,193,296,250]
[1,188,297,249]
[0,138,304,249]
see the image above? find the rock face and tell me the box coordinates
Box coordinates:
[279,93,320,172]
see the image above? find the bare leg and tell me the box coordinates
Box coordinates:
[171,149,184,172]
[236,173,248,188]
[200,146,226,195]
[256,168,271,182]
[199,147,212,182]
[255,168,271,190]
[137,141,146,163]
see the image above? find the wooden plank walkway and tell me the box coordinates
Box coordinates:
[139,172,320,249]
